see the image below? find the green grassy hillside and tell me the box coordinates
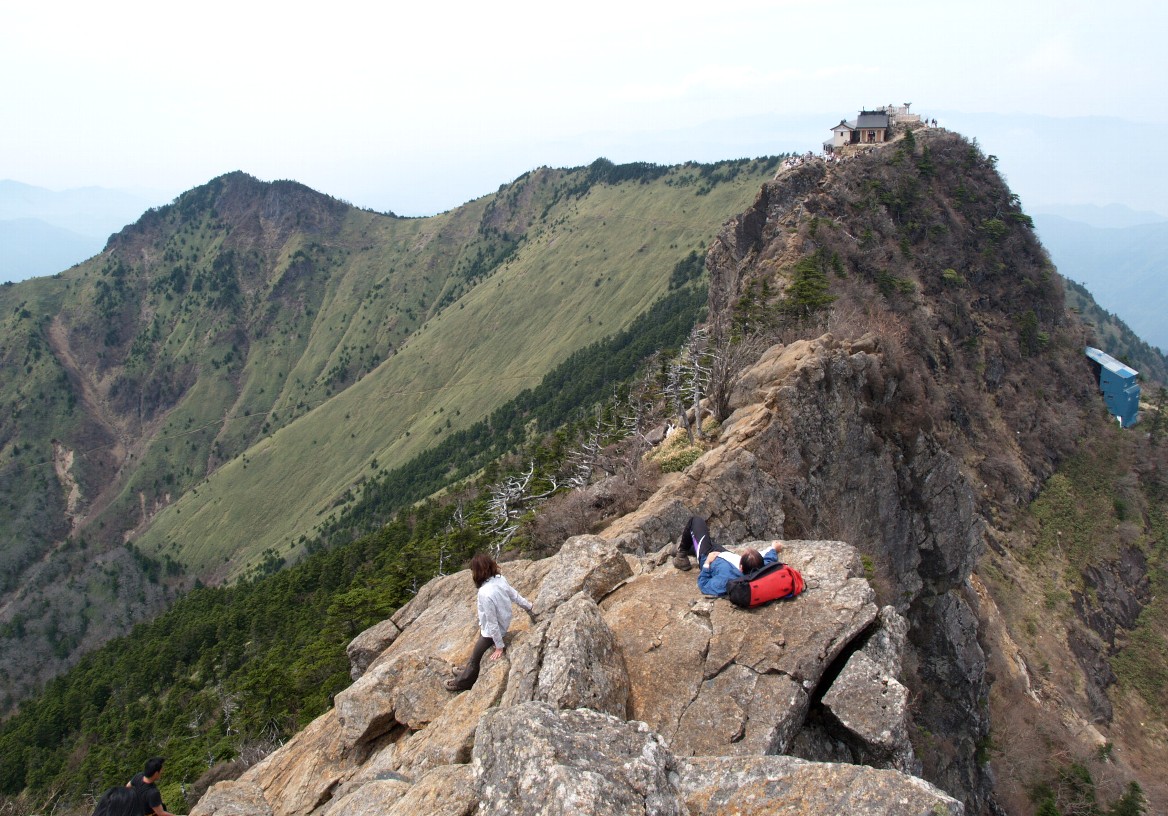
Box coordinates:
[131,160,782,578]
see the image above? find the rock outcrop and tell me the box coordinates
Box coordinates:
[191,329,985,816]
[193,536,955,815]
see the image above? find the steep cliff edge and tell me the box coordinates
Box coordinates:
[692,128,1163,812]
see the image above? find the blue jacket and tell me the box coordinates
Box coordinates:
[697,547,779,597]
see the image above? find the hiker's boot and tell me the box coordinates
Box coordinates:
[672,553,692,571]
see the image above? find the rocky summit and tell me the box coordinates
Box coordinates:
[190,334,963,816]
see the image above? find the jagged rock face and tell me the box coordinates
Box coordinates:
[191,781,273,816]
[194,335,978,816]
[722,333,991,808]
[1067,545,1151,721]
[526,593,630,715]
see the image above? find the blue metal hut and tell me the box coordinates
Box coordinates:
[1085,347,1140,427]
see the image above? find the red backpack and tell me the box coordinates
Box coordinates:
[726,562,805,608]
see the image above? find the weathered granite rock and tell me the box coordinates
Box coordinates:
[821,651,911,763]
[605,448,786,553]
[325,761,408,809]
[472,701,686,816]
[189,780,273,816]
[382,764,478,816]
[531,535,633,615]
[604,495,694,554]
[645,422,670,446]
[531,592,629,716]
[677,662,807,756]
[861,605,910,674]
[334,651,451,746]
[810,604,917,771]
[680,755,964,815]
[602,539,876,758]
[392,654,510,777]
[390,570,472,633]
[238,711,352,816]
[497,619,548,708]
[327,765,477,816]
[319,778,411,816]
[681,447,786,546]
[347,618,402,680]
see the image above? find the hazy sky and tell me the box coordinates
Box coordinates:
[3,0,1165,216]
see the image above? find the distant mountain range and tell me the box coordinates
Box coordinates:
[1032,208,1168,353]
[0,180,168,282]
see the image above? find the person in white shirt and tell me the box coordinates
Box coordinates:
[446,553,535,691]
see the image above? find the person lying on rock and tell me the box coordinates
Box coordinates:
[673,515,782,597]
[445,553,536,692]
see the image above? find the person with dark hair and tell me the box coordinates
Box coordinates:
[126,757,177,816]
[674,515,782,597]
[445,553,536,691]
[91,786,142,816]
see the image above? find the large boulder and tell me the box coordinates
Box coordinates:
[676,662,807,757]
[821,650,911,766]
[530,592,630,716]
[679,755,964,815]
[472,701,686,816]
[391,654,511,777]
[382,764,478,816]
[347,618,402,680]
[531,535,633,615]
[601,539,877,758]
[334,651,452,746]
[604,495,696,555]
[319,778,411,816]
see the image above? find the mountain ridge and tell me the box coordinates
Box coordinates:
[1,129,1165,815]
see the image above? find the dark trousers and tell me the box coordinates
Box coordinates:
[453,635,494,689]
[679,516,725,563]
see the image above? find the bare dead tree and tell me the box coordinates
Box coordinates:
[567,427,604,489]
[217,684,240,736]
[667,359,693,443]
[609,369,663,483]
[482,461,559,555]
[450,500,467,530]
[706,313,771,423]
[683,326,711,438]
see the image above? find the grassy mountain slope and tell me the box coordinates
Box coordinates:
[0,157,782,708]
[133,160,782,578]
